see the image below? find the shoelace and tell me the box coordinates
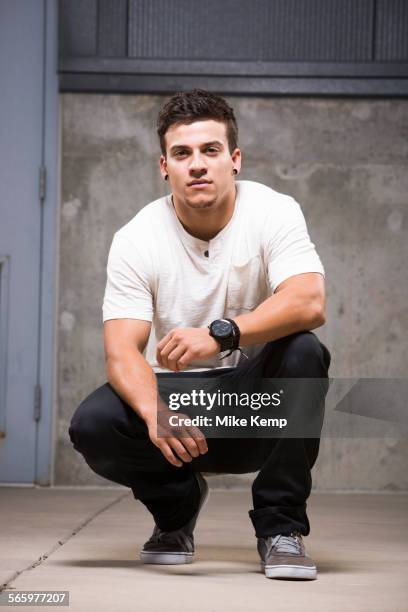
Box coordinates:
[149,526,193,549]
[269,533,302,555]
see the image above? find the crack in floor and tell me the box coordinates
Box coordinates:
[0,491,131,591]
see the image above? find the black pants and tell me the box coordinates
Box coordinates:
[69,331,331,538]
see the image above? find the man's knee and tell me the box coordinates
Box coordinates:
[280,332,330,377]
[69,383,122,453]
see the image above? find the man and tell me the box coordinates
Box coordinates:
[69,89,330,580]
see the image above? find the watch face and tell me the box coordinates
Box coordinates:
[211,319,232,338]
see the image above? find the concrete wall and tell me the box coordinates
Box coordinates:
[55,94,408,490]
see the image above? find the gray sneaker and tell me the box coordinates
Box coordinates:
[140,472,209,565]
[258,532,317,580]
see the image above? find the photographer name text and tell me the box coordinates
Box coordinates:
[168,414,287,428]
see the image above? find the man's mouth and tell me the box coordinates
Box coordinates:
[187,180,212,188]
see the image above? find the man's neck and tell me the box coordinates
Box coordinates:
[172,185,237,242]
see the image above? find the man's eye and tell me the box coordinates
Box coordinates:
[175,151,188,157]
[206,147,219,154]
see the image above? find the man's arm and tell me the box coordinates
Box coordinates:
[104,319,208,466]
[104,319,156,421]
[234,272,326,346]
[156,272,325,371]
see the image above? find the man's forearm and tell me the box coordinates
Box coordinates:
[234,286,325,347]
[106,349,159,424]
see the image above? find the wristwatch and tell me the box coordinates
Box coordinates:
[208,318,241,356]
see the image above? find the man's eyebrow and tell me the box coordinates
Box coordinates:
[169,140,224,152]
[169,144,189,153]
[202,140,224,148]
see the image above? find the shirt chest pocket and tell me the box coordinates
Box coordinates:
[226,254,268,312]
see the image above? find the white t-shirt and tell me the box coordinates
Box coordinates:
[103,180,324,373]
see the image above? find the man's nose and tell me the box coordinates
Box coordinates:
[189,152,207,174]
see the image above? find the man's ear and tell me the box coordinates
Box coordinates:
[231,148,242,174]
[159,155,168,179]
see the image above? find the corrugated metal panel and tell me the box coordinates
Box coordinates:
[376,0,408,60]
[59,0,97,57]
[58,0,408,95]
[128,0,373,61]
[262,0,373,61]
[98,0,128,58]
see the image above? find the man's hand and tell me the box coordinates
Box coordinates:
[156,327,219,372]
[145,400,208,467]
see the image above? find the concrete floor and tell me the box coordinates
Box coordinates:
[1,487,407,612]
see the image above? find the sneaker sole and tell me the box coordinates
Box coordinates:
[140,472,209,565]
[140,551,194,565]
[263,563,317,580]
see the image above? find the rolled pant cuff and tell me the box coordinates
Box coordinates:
[248,505,310,537]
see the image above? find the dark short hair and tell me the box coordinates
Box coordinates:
[157,89,238,156]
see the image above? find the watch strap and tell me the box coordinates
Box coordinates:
[224,318,240,351]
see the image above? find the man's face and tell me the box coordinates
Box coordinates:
[160,119,241,211]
